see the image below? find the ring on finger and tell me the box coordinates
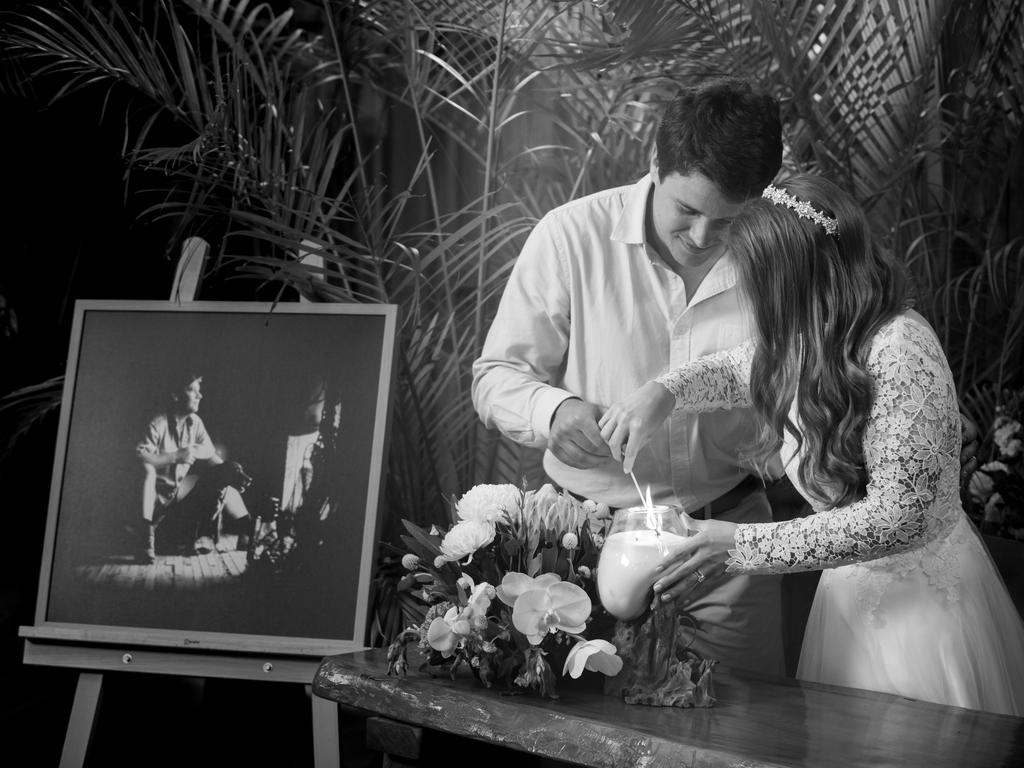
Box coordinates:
[694,568,706,584]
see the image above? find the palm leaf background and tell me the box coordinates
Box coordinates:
[1,0,1021,643]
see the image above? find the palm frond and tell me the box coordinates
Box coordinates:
[3,0,1022,567]
[0,376,64,462]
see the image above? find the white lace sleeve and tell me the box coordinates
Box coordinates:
[653,342,754,411]
[725,316,960,574]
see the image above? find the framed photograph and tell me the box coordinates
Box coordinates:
[25,300,398,656]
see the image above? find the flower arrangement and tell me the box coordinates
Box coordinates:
[384,482,622,699]
[966,389,1024,541]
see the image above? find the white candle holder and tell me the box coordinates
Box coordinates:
[596,504,694,622]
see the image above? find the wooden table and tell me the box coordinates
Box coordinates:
[312,649,1024,768]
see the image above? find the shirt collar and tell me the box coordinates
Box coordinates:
[611,174,653,245]
[611,172,740,300]
[691,251,739,303]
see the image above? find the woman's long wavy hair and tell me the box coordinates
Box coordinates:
[730,174,912,507]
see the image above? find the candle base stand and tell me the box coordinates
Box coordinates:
[603,599,717,708]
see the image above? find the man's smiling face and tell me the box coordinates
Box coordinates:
[647,160,745,270]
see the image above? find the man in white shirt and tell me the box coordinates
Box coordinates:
[135,373,252,563]
[472,77,786,674]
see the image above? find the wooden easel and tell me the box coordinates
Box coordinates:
[19,237,342,767]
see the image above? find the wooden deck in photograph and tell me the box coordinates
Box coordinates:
[73,550,248,591]
[313,649,1024,768]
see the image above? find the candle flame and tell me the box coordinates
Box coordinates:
[630,472,660,536]
[643,486,661,534]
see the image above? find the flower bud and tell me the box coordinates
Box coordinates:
[401,554,420,571]
[561,532,579,550]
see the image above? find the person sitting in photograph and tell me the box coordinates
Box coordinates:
[135,372,253,563]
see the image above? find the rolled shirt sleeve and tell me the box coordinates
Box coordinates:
[472,213,579,447]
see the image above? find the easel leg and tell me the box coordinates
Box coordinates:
[310,684,340,768]
[60,672,104,768]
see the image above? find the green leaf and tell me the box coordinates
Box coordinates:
[402,518,445,557]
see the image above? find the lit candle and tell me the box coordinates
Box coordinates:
[597,500,692,621]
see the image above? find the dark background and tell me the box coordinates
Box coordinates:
[0,5,378,762]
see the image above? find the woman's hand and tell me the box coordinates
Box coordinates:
[650,518,737,607]
[598,381,675,473]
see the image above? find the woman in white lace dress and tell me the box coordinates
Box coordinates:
[598,174,1024,716]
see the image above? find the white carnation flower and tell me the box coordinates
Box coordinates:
[439,519,496,562]
[456,483,522,525]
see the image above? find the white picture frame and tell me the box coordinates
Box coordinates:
[22,299,398,657]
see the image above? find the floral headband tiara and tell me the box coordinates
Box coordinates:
[762,185,839,238]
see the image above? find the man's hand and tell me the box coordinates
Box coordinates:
[960,412,981,483]
[174,445,200,464]
[548,398,612,469]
